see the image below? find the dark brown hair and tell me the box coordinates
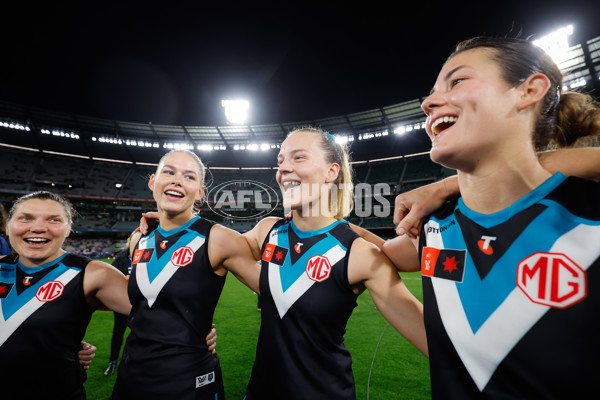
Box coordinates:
[450,36,600,150]
[8,191,76,227]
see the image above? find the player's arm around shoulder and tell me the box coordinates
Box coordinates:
[208,224,261,293]
[128,229,142,258]
[382,234,421,272]
[539,147,600,182]
[348,238,428,357]
[83,260,131,316]
[242,216,281,260]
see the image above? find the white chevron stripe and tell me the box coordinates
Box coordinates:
[427,221,600,391]
[269,238,346,319]
[135,235,205,308]
[0,269,79,347]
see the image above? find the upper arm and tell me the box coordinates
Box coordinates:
[209,225,261,293]
[242,217,280,260]
[128,230,142,258]
[84,261,131,315]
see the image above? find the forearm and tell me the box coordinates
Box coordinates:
[382,236,420,272]
[539,148,600,182]
[371,282,428,357]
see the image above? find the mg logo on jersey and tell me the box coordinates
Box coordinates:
[306,255,332,282]
[36,281,65,302]
[517,252,587,309]
[171,246,195,267]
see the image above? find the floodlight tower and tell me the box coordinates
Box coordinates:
[222,99,250,125]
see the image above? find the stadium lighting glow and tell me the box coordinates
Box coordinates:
[222,99,250,125]
[333,135,354,145]
[41,129,80,139]
[197,144,226,152]
[566,77,587,89]
[164,142,194,151]
[394,121,425,136]
[533,25,574,64]
[358,129,389,140]
[1,120,30,131]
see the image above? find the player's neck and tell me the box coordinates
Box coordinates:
[458,157,551,214]
[292,213,337,232]
[159,210,195,231]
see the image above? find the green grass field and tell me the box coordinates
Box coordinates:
[83,270,430,399]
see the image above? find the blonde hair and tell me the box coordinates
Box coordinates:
[288,127,354,219]
[156,149,206,186]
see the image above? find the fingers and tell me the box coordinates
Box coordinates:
[395,208,421,238]
[78,342,97,370]
[138,216,149,235]
[206,324,217,355]
[393,201,409,226]
[139,211,160,235]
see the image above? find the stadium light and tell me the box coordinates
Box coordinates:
[222,99,250,125]
[533,25,574,64]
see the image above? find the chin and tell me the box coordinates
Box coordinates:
[429,147,457,169]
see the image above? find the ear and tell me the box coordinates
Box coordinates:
[516,73,551,112]
[148,174,156,191]
[326,163,341,183]
[195,186,205,202]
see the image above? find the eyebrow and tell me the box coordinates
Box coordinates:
[162,164,198,175]
[277,148,308,160]
[18,212,64,219]
[429,65,467,95]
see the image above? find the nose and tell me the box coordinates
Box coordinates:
[169,172,184,186]
[30,218,49,232]
[421,90,444,115]
[277,157,292,174]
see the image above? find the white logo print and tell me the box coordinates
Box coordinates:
[195,371,215,388]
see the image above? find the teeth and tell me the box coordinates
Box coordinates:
[165,190,183,197]
[283,181,300,189]
[25,238,49,242]
[431,116,458,134]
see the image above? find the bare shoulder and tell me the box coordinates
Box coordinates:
[348,237,386,271]
[210,223,239,241]
[129,230,142,257]
[244,217,281,242]
[83,259,123,291]
[86,259,114,271]
[350,236,382,256]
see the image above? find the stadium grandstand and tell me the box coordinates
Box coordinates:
[1,32,599,258]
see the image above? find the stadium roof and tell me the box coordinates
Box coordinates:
[1,2,599,127]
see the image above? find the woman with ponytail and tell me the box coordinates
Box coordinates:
[138,128,427,399]
[241,127,427,399]
[382,36,600,398]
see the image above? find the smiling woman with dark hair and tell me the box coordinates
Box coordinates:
[0,191,131,400]
[382,36,600,398]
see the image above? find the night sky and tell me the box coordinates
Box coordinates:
[1,2,599,127]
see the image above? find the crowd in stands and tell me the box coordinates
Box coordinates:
[64,238,126,259]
